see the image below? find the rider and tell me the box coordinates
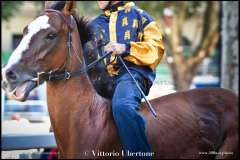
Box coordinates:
[90,1,165,158]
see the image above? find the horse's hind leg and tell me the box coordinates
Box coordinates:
[215,131,239,159]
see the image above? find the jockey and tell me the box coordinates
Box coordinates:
[89,1,165,158]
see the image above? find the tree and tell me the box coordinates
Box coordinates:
[77,1,101,18]
[1,1,44,21]
[137,1,220,91]
[221,1,239,95]
[1,1,23,21]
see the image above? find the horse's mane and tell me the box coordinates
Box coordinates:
[50,2,93,47]
[72,15,93,47]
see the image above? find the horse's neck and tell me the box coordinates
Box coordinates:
[46,75,104,115]
[46,25,102,113]
[46,25,110,152]
[46,75,109,153]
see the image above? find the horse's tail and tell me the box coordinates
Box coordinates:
[215,89,239,159]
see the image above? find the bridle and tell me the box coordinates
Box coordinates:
[31,9,110,85]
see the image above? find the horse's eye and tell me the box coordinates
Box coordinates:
[46,33,57,40]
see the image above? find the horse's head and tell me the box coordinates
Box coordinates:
[2,1,79,101]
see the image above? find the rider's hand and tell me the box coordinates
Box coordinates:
[104,42,126,55]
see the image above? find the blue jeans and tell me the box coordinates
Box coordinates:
[112,70,152,159]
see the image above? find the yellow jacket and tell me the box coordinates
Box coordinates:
[90,2,165,83]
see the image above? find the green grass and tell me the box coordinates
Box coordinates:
[156,64,171,77]
[1,52,11,66]
[155,64,173,86]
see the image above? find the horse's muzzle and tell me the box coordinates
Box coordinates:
[1,67,37,102]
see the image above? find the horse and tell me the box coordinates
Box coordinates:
[1,1,238,159]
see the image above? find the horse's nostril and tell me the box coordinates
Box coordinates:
[6,70,18,81]
[2,80,8,89]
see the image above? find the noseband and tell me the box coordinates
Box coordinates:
[31,9,109,85]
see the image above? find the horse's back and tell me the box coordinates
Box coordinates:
[141,87,238,114]
[139,88,238,158]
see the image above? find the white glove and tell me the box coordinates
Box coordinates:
[104,42,126,55]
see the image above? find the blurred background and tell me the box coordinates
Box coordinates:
[1,1,239,159]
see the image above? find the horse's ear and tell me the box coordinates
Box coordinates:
[63,1,77,16]
[44,1,56,9]
[44,1,66,10]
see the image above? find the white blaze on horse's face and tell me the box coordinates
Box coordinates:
[3,15,51,76]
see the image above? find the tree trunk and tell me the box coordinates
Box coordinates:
[170,60,197,91]
[166,2,220,91]
[221,1,239,95]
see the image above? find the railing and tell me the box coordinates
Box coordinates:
[2,89,56,151]
[2,133,57,151]
[5,100,47,107]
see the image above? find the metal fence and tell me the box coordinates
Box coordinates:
[2,133,57,151]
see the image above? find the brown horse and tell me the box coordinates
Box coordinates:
[1,1,238,159]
